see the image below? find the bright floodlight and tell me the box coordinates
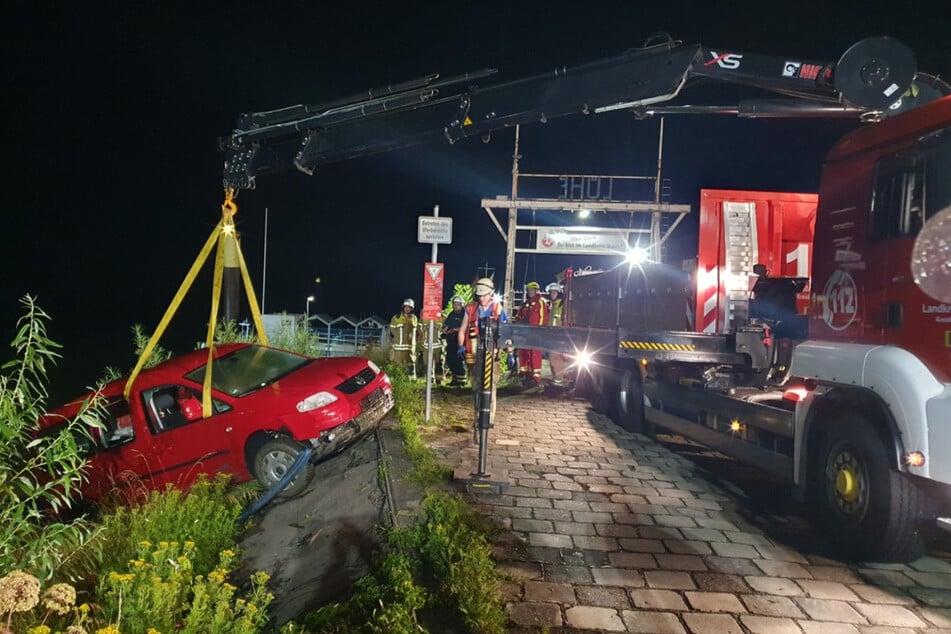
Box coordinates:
[578,208,591,219]
[625,246,649,265]
[572,349,593,369]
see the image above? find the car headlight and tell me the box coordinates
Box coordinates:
[367,360,380,373]
[297,391,338,412]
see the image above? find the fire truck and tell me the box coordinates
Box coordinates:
[220,34,951,561]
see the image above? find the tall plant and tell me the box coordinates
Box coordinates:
[0,296,99,580]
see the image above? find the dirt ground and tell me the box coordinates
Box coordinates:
[238,431,389,625]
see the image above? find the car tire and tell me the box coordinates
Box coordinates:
[811,412,926,562]
[582,365,616,417]
[613,367,647,434]
[252,436,314,498]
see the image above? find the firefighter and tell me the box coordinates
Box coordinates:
[513,281,547,387]
[389,298,419,379]
[457,278,508,420]
[442,295,467,386]
[545,282,570,388]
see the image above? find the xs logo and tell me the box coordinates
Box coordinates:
[705,51,743,70]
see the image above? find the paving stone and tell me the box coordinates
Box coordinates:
[692,572,749,593]
[507,601,563,628]
[590,501,632,514]
[621,610,687,634]
[532,507,574,521]
[591,567,646,588]
[682,612,744,634]
[796,579,860,601]
[921,607,951,628]
[908,586,951,607]
[664,539,713,555]
[529,532,573,548]
[575,584,632,609]
[554,521,598,535]
[573,535,620,551]
[906,571,951,589]
[639,526,685,540]
[910,556,951,573]
[496,560,544,580]
[680,527,727,542]
[512,517,555,533]
[523,579,576,604]
[684,591,747,613]
[543,564,594,584]
[797,622,860,634]
[536,488,575,500]
[805,565,863,584]
[793,597,868,624]
[653,513,697,528]
[655,553,708,571]
[846,584,914,605]
[619,537,667,553]
[695,517,740,531]
[608,551,658,569]
[613,512,657,526]
[755,559,814,578]
[553,499,592,511]
[856,568,916,588]
[851,603,927,628]
[500,579,523,601]
[711,541,761,559]
[756,545,811,563]
[855,626,922,634]
[740,593,806,618]
[596,522,640,538]
[522,545,564,564]
[631,588,689,611]
[704,556,763,576]
[565,605,626,631]
[746,576,806,596]
[644,570,697,590]
[740,615,804,634]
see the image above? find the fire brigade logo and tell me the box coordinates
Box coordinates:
[821,269,858,331]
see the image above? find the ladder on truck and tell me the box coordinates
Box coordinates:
[721,201,758,332]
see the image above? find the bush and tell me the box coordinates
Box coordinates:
[0,296,99,582]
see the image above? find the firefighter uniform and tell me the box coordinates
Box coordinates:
[442,296,467,385]
[389,298,419,379]
[545,282,569,387]
[458,278,508,423]
[514,281,547,386]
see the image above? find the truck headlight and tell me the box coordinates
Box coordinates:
[297,392,338,412]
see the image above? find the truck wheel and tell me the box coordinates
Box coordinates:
[614,368,646,434]
[812,413,925,562]
[583,367,615,417]
[252,436,314,498]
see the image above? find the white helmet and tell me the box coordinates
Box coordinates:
[451,295,464,305]
[402,298,415,308]
[546,282,563,294]
[473,277,494,297]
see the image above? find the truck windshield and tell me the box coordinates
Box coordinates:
[184,346,311,397]
[870,128,951,239]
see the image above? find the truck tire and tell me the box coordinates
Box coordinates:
[581,366,615,417]
[252,436,314,498]
[614,368,646,434]
[812,413,925,562]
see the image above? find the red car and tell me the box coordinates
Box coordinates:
[41,344,393,500]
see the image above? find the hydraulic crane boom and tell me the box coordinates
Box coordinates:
[220,34,948,191]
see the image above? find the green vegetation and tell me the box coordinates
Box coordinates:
[0,297,505,634]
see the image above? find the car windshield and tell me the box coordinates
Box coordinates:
[185,346,311,397]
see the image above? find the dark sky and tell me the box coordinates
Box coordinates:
[5,1,950,401]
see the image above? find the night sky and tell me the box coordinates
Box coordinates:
[5,1,950,402]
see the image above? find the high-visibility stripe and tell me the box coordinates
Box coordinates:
[619,341,697,351]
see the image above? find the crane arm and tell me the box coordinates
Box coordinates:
[221,35,946,190]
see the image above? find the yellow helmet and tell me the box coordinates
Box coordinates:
[525,281,540,290]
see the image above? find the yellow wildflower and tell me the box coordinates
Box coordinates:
[65,627,89,634]
[183,541,195,549]
[42,582,77,615]
[27,625,52,634]
[94,626,121,634]
[0,569,41,613]
[138,540,152,548]
[146,628,163,634]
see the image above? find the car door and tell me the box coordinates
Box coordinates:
[139,384,241,490]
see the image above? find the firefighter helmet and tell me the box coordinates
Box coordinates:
[546,282,563,294]
[473,277,494,296]
[451,295,464,305]
[402,298,415,308]
[525,281,540,290]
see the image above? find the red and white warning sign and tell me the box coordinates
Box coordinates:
[421,262,444,321]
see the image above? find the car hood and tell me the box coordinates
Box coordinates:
[262,356,376,396]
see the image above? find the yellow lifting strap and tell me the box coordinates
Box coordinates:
[123,190,270,419]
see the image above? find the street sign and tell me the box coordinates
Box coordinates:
[418,216,453,244]
[422,262,444,320]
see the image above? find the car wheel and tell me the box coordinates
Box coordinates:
[582,365,615,417]
[613,367,647,434]
[252,436,314,498]
[812,412,925,562]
